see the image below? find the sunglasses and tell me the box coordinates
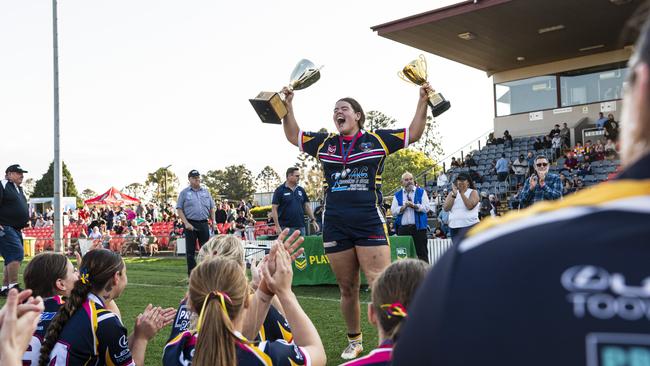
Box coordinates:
[536,163,549,167]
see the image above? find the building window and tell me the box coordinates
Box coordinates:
[560,64,628,107]
[495,75,557,117]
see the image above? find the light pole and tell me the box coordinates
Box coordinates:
[52,0,63,252]
[163,165,172,205]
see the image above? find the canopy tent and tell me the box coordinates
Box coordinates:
[84,187,140,206]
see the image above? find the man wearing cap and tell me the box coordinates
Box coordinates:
[176,169,216,275]
[0,164,29,296]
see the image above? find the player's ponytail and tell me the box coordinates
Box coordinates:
[39,249,124,366]
[371,259,428,342]
[190,257,248,366]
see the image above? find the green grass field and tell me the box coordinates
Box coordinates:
[1,257,378,366]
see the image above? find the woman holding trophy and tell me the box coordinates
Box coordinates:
[280,82,431,359]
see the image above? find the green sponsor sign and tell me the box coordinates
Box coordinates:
[291,236,417,286]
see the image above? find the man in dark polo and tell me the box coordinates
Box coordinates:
[0,164,29,296]
[176,169,216,275]
[272,167,318,236]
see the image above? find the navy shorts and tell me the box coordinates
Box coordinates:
[322,213,389,254]
[0,226,24,264]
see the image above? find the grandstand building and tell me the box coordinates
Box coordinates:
[372,0,640,145]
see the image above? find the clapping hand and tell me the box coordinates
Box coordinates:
[0,289,44,366]
[261,243,293,296]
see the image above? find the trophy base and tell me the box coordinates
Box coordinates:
[429,100,451,118]
[249,91,288,124]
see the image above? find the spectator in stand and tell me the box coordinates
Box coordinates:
[450,157,460,168]
[594,140,606,161]
[574,142,585,157]
[469,168,483,184]
[560,122,570,148]
[605,138,618,157]
[495,153,510,182]
[551,133,562,158]
[89,226,102,241]
[526,151,535,176]
[135,202,145,218]
[577,162,592,177]
[543,135,552,149]
[595,111,608,128]
[563,151,579,172]
[437,171,448,187]
[464,154,477,168]
[503,130,513,147]
[559,172,572,196]
[604,113,619,141]
[215,203,229,234]
[519,155,562,207]
[574,176,585,191]
[271,167,319,237]
[512,154,528,187]
[433,227,447,239]
[443,173,480,242]
[113,219,125,235]
[478,192,493,220]
[549,124,561,137]
[489,194,499,217]
[533,138,544,151]
[508,191,521,210]
[34,216,46,228]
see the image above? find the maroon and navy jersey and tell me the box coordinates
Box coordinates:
[45,293,134,366]
[299,129,408,224]
[340,340,393,366]
[162,330,311,366]
[22,295,64,365]
[168,298,293,343]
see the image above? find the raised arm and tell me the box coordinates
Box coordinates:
[281,88,300,147]
[408,84,432,144]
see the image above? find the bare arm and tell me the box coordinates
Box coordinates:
[408,84,431,144]
[271,205,281,233]
[281,88,300,146]
[241,290,273,340]
[443,192,455,212]
[459,190,480,210]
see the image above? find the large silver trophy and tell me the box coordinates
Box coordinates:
[398,55,451,117]
[250,59,323,124]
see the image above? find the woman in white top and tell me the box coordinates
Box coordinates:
[443,172,480,242]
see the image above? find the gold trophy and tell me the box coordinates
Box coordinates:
[250,59,323,124]
[398,55,451,117]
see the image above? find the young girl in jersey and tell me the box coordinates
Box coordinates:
[163,242,326,366]
[169,232,299,343]
[38,249,175,366]
[340,259,428,366]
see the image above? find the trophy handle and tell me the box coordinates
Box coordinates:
[397,71,413,84]
[418,54,428,75]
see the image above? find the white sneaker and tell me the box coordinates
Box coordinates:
[341,342,363,360]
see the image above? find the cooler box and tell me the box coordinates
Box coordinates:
[176,238,186,255]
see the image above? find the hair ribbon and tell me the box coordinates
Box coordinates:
[380,302,408,319]
[196,291,233,331]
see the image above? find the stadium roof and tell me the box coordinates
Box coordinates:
[371,0,642,75]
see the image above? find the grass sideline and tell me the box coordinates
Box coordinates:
[0,257,378,366]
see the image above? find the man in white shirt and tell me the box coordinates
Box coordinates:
[391,172,431,262]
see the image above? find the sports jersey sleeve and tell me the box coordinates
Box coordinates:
[375,128,409,154]
[261,305,293,342]
[262,340,311,366]
[163,331,195,366]
[298,130,329,158]
[168,298,192,342]
[96,314,135,366]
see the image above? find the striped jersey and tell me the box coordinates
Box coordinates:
[45,293,134,366]
[163,330,310,366]
[22,295,64,365]
[168,297,292,343]
[393,153,650,366]
[299,129,408,224]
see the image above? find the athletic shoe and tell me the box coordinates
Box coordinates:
[341,342,363,360]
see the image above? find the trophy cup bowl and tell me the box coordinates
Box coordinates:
[398,55,451,117]
[250,59,323,124]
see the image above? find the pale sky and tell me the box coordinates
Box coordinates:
[0,0,493,194]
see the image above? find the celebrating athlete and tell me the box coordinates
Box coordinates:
[280,84,430,359]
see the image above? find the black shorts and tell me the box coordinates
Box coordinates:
[322,209,389,254]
